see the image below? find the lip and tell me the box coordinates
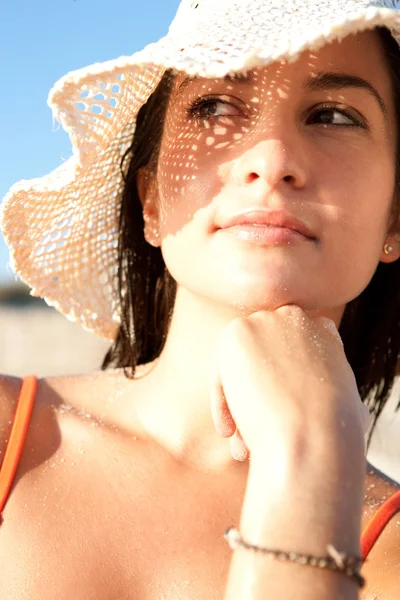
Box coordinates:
[219,209,317,241]
[221,224,313,246]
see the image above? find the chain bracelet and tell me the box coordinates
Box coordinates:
[224,527,365,589]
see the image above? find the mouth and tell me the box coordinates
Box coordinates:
[218,209,317,245]
[220,224,315,246]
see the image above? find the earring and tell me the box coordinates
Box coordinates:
[384,243,393,255]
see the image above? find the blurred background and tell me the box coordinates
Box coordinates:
[0,0,399,482]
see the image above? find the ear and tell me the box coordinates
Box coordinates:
[137,168,161,248]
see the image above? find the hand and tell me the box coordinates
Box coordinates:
[210,306,370,475]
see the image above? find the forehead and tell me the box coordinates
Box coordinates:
[173,29,393,101]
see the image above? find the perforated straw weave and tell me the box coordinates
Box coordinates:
[2,0,400,339]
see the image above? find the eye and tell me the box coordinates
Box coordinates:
[308,104,366,129]
[186,96,244,121]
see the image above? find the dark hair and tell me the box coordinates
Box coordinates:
[102,69,177,371]
[103,28,400,450]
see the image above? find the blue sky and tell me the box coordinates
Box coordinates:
[0,0,180,282]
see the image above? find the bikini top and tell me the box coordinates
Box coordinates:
[0,376,399,562]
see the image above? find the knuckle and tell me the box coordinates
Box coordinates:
[318,317,342,340]
[318,316,335,327]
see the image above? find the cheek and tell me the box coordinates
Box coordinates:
[157,135,224,235]
[157,162,217,236]
[319,164,394,299]
[353,172,394,240]
[323,140,394,236]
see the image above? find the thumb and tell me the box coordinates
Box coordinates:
[209,347,236,438]
[360,400,372,437]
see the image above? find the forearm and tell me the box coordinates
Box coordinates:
[224,458,364,600]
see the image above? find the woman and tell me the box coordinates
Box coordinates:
[0,0,399,598]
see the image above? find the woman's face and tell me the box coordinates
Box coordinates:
[140,30,399,321]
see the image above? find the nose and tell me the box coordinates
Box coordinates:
[232,137,308,191]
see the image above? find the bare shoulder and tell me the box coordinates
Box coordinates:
[0,369,144,514]
[364,463,400,507]
[0,367,140,437]
[0,369,156,598]
[0,371,83,477]
[361,464,400,600]
[0,368,127,446]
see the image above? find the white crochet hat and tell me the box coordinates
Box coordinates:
[2,0,400,340]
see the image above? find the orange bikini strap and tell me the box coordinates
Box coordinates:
[361,489,400,561]
[0,375,38,518]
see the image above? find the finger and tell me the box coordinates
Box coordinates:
[229,428,250,462]
[210,350,236,438]
[210,376,236,438]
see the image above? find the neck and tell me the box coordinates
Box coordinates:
[133,286,245,471]
[132,287,345,472]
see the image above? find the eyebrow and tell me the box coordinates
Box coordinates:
[175,69,388,122]
[175,72,254,101]
[305,71,388,123]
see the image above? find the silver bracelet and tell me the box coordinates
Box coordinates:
[224,527,365,589]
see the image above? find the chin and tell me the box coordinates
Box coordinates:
[218,282,308,314]
[226,268,305,300]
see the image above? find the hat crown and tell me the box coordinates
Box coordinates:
[167,0,400,37]
[168,0,233,35]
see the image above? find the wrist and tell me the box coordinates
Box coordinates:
[239,457,363,557]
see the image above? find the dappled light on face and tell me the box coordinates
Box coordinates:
[215,141,230,149]
[155,64,307,236]
[149,30,397,320]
